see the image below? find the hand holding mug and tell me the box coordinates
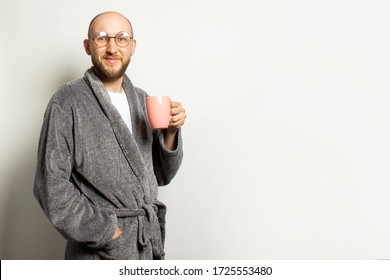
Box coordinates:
[167,101,186,133]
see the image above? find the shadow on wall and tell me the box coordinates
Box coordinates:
[0,142,66,259]
[0,68,82,259]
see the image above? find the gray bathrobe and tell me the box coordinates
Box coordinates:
[33,68,183,260]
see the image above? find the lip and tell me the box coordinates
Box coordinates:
[104,57,121,64]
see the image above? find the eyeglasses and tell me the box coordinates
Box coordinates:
[90,31,133,48]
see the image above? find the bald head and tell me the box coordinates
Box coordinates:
[87,11,134,38]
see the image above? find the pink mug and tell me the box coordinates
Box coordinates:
[146,95,171,129]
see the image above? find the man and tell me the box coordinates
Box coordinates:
[34,11,186,260]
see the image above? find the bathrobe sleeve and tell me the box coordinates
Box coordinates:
[33,100,117,249]
[152,129,184,186]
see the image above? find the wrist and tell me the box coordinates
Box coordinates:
[164,129,178,151]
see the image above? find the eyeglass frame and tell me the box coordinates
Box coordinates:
[89,31,134,48]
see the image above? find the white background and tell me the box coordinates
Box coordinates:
[1,0,390,259]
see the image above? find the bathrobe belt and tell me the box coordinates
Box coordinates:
[110,204,165,259]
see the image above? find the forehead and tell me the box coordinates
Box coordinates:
[90,13,132,35]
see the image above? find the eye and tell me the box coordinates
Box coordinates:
[115,32,131,46]
[93,32,108,42]
[96,36,107,42]
[118,34,130,41]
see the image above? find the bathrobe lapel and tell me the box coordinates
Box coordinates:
[83,68,151,202]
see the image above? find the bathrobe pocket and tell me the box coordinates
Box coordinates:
[95,216,139,260]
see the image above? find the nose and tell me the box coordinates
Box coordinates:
[106,37,118,54]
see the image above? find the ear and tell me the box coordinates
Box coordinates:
[130,39,137,56]
[83,39,91,55]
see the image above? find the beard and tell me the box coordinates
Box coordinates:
[91,55,130,80]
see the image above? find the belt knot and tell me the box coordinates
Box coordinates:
[137,203,165,259]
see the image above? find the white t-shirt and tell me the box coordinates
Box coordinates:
[107,90,133,134]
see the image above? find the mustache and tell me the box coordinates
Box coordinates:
[104,55,122,59]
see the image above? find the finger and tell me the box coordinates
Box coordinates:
[168,121,184,130]
[170,101,182,109]
[170,112,186,126]
[171,109,186,121]
[171,107,185,116]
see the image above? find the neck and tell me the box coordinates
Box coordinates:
[102,77,124,93]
